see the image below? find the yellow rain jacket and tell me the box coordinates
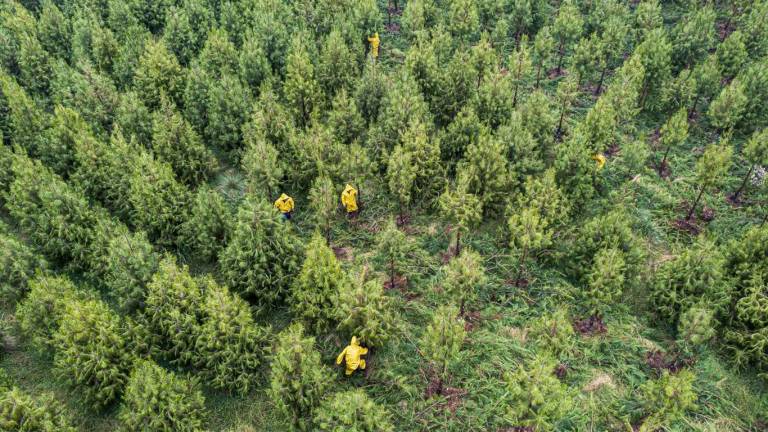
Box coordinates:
[341,184,358,213]
[336,336,368,375]
[274,193,294,214]
[368,33,380,58]
[592,153,606,171]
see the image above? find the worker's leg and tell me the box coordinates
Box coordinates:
[359,359,366,369]
[345,367,354,376]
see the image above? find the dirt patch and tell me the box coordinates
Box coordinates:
[605,143,621,158]
[672,218,701,236]
[384,22,401,33]
[463,311,482,332]
[645,350,693,374]
[383,274,408,290]
[441,247,458,264]
[441,387,466,414]
[573,315,607,336]
[548,67,565,79]
[554,363,568,379]
[649,128,661,149]
[657,159,671,179]
[700,206,715,222]
[505,278,529,288]
[332,246,352,261]
[583,373,616,392]
[396,214,411,227]
[503,327,528,344]
[499,427,535,432]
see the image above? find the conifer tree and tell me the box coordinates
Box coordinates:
[658,108,689,174]
[239,31,272,90]
[554,73,578,140]
[741,0,768,58]
[151,96,218,185]
[686,143,732,221]
[439,177,482,256]
[338,143,375,205]
[133,39,184,109]
[0,227,47,306]
[716,30,747,80]
[268,323,332,432]
[504,353,573,430]
[219,199,302,307]
[732,129,768,201]
[652,236,728,322]
[552,0,583,74]
[739,59,768,132]
[402,119,444,201]
[162,0,214,66]
[508,206,551,283]
[420,305,465,394]
[688,55,720,119]
[457,131,509,216]
[284,34,322,127]
[676,305,716,355]
[387,145,417,219]
[509,35,532,107]
[182,186,233,262]
[527,308,576,358]
[375,218,414,289]
[100,227,158,313]
[16,275,83,354]
[441,106,483,169]
[182,63,211,134]
[290,233,347,333]
[314,390,394,432]
[0,73,48,158]
[671,6,716,69]
[447,0,479,42]
[355,60,386,124]
[53,299,133,408]
[724,272,768,374]
[441,248,486,314]
[0,387,76,432]
[327,89,365,146]
[44,105,90,177]
[474,71,515,129]
[585,247,625,317]
[638,370,697,432]
[317,29,358,98]
[197,28,239,78]
[119,360,207,432]
[309,176,336,244]
[532,26,554,88]
[634,0,662,42]
[115,91,153,146]
[337,269,397,348]
[37,0,71,61]
[708,79,748,136]
[514,169,570,228]
[242,123,283,198]
[205,73,251,153]
[195,279,271,394]
[634,28,672,110]
[368,71,430,158]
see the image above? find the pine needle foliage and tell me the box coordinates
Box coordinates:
[313,390,394,432]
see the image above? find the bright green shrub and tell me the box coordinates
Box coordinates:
[638,370,697,432]
[503,353,573,430]
[143,256,205,365]
[0,73,48,159]
[181,186,233,262]
[151,97,218,186]
[219,199,302,307]
[53,299,133,408]
[585,247,626,317]
[337,270,397,348]
[528,307,576,358]
[723,273,768,376]
[205,73,251,152]
[677,305,716,354]
[290,233,347,334]
[127,152,192,248]
[133,39,184,109]
[119,360,206,432]
[374,218,415,289]
[314,390,394,432]
[99,227,159,313]
[0,387,76,432]
[195,279,271,395]
[441,248,486,314]
[725,226,768,290]
[651,237,728,322]
[268,323,332,432]
[16,275,83,354]
[420,305,465,387]
[0,226,47,306]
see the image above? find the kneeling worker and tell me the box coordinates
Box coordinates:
[340,184,359,217]
[274,193,294,220]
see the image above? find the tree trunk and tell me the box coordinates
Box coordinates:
[555,101,567,140]
[659,145,672,174]
[515,245,528,285]
[761,212,768,227]
[732,164,754,201]
[389,258,396,289]
[686,184,707,221]
[688,94,700,119]
[535,62,543,88]
[512,83,519,108]
[455,231,461,257]
[556,40,565,74]
[595,66,607,95]
[639,80,650,109]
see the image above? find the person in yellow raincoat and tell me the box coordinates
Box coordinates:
[340,184,358,216]
[274,193,294,220]
[592,153,606,170]
[336,336,368,375]
[368,32,380,61]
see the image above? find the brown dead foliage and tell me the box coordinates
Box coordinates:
[332,246,352,261]
[573,315,607,336]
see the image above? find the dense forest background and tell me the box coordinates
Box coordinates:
[1,0,768,430]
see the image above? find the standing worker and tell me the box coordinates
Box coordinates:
[340,184,359,218]
[336,336,368,376]
[274,193,294,221]
[368,32,380,63]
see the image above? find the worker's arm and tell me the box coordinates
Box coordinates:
[359,347,368,355]
[336,347,347,365]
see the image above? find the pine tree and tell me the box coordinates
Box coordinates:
[375,218,414,289]
[527,308,576,358]
[44,105,90,177]
[284,34,322,127]
[552,0,583,74]
[119,360,207,432]
[290,233,347,334]
[513,169,570,228]
[676,305,716,355]
[716,30,747,79]
[689,55,720,118]
[100,227,159,313]
[268,323,332,432]
[53,299,133,408]
[355,60,386,124]
[457,131,509,216]
[151,96,218,185]
[387,145,417,219]
[509,35,532,107]
[338,143,375,206]
[0,227,47,306]
[195,279,271,394]
[219,199,302,307]
[708,79,748,136]
[651,236,728,322]
[441,106,483,169]
[181,186,234,262]
[585,247,625,317]
[554,73,578,139]
[732,129,768,201]
[133,39,184,109]
[239,31,272,90]
[327,89,365,146]
[37,0,72,61]
[337,268,397,348]
[314,390,394,432]
[508,206,551,283]
[658,108,689,174]
[638,370,697,432]
[0,387,76,432]
[0,73,48,158]
[532,26,554,88]
[242,121,283,198]
[474,70,515,130]
[634,28,672,110]
[441,248,486,314]
[724,272,768,374]
[162,0,214,65]
[439,177,482,256]
[741,0,768,58]
[205,73,251,153]
[402,119,444,201]
[739,59,768,133]
[420,305,465,394]
[671,6,716,69]
[308,176,337,244]
[504,353,573,430]
[686,143,732,221]
[197,28,239,78]
[447,0,479,42]
[634,0,662,42]
[317,28,359,98]
[16,275,83,354]
[115,91,153,146]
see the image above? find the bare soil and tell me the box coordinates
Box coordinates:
[573,315,607,336]
[332,246,352,261]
